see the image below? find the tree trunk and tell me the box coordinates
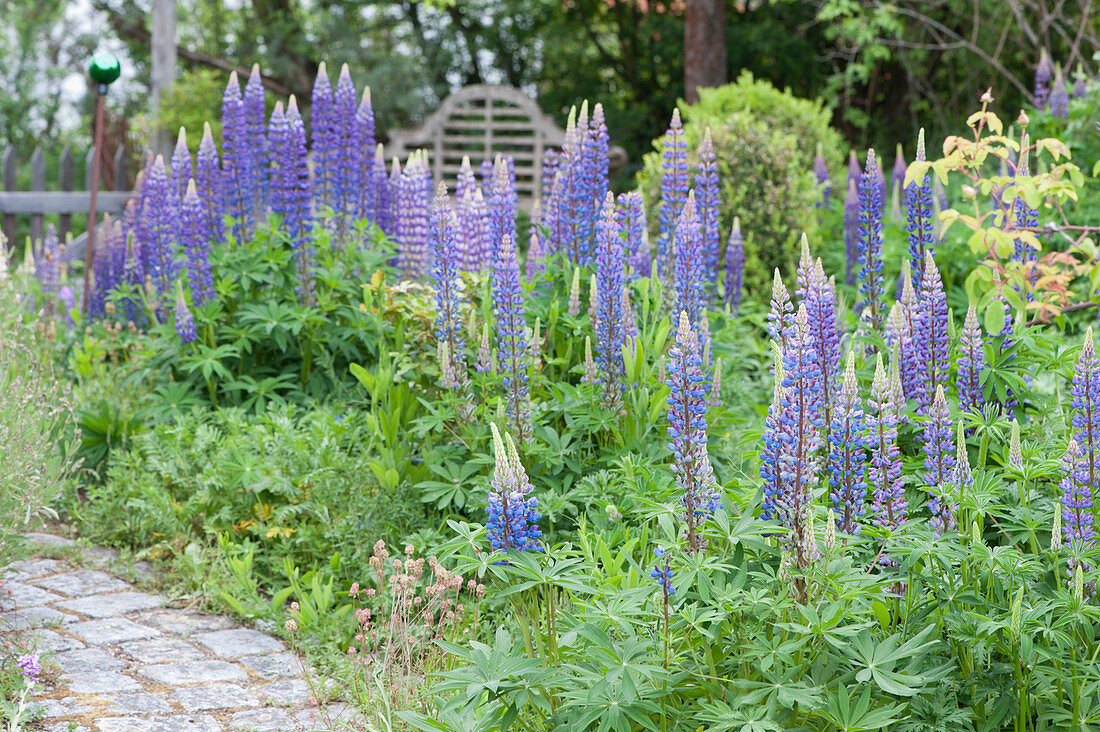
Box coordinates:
[684,0,728,103]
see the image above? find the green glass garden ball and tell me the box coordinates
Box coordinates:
[88,53,121,85]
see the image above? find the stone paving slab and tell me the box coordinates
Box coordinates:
[5,536,331,731]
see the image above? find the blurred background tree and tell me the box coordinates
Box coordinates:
[3,0,1098,168]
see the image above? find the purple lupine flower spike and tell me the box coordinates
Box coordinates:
[141,155,181,306]
[847,150,861,193]
[857,149,886,330]
[36,225,61,300]
[174,287,197,344]
[923,386,957,536]
[867,353,906,544]
[805,250,842,426]
[1012,144,1039,268]
[429,183,468,388]
[666,310,721,553]
[1071,327,1100,492]
[274,97,315,294]
[843,179,859,286]
[310,62,337,211]
[334,63,359,224]
[897,269,922,400]
[1073,65,1088,98]
[957,305,985,412]
[725,218,744,311]
[829,352,868,535]
[616,191,649,278]
[1051,68,1070,119]
[593,192,626,391]
[673,191,707,338]
[915,251,949,413]
[1061,438,1095,553]
[196,122,224,244]
[493,234,530,442]
[371,145,392,237]
[1035,50,1054,111]
[485,424,542,553]
[525,228,545,281]
[169,128,192,201]
[488,155,518,270]
[696,128,721,296]
[775,305,824,570]
[760,344,786,522]
[814,146,830,208]
[220,71,247,235]
[906,130,935,290]
[243,64,268,211]
[181,180,215,306]
[656,108,689,278]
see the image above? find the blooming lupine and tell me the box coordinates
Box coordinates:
[673,192,707,339]
[724,218,744,311]
[814,147,830,208]
[243,65,268,209]
[544,102,606,265]
[1051,69,1070,118]
[493,234,530,442]
[760,345,786,523]
[1073,66,1088,98]
[196,122,224,244]
[593,193,626,387]
[617,191,649,278]
[525,229,545,281]
[1071,328,1100,491]
[829,353,867,534]
[666,311,721,553]
[141,156,181,305]
[175,289,197,344]
[485,423,542,553]
[181,180,215,305]
[429,184,468,388]
[1012,146,1039,266]
[587,103,611,217]
[1035,50,1054,110]
[695,129,720,294]
[923,386,957,536]
[767,269,794,345]
[867,353,906,541]
[857,150,886,330]
[220,72,248,233]
[906,130,935,290]
[650,546,675,593]
[1061,439,1095,552]
[333,63,359,223]
[310,63,338,211]
[915,252,949,412]
[957,305,985,411]
[457,187,491,273]
[487,155,518,270]
[169,128,193,200]
[269,98,314,287]
[397,152,432,278]
[774,306,824,568]
[656,108,689,278]
[354,88,377,223]
[891,144,907,211]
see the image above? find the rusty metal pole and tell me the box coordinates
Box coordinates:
[83,53,120,315]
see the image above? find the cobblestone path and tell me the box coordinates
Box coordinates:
[2,536,352,732]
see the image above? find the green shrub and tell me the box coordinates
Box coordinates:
[638,71,845,295]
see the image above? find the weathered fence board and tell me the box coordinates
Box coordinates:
[1,144,130,250]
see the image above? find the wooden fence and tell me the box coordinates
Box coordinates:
[1,145,131,252]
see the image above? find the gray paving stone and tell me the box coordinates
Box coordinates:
[139,660,248,685]
[120,636,206,664]
[31,628,85,652]
[81,545,120,567]
[95,715,224,732]
[22,531,76,547]
[3,568,34,582]
[106,692,175,714]
[173,683,259,712]
[230,707,299,731]
[52,647,128,672]
[6,558,65,576]
[238,652,301,678]
[63,670,142,693]
[1,581,65,608]
[57,591,166,618]
[34,569,131,596]
[193,629,284,658]
[258,678,311,705]
[70,617,160,644]
[0,605,78,629]
[29,695,95,718]
[135,608,237,637]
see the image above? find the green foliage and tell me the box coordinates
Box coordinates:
[639,72,844,295]
[143,68,229,150]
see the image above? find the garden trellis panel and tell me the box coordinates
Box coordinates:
[387,84,626,206]
[1,144,130,253]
